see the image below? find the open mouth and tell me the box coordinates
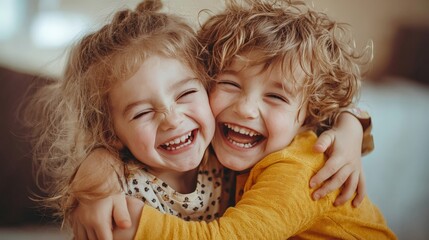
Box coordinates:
[159,129,197,151]
[221,123,265,149]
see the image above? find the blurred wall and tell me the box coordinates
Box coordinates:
[0,0,428,78]
[313,0,429,78]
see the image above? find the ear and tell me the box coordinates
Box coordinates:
[110,136,124,150]
[297,101,309,125]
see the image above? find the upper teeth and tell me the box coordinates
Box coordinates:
[164,132,192,146]
[224,123,260,137]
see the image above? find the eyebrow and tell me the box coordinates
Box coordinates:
[122,77,199,117]
[123,100,147,118]
[272,80,296,97]
[168,77,199,92]
[219,69,239,76]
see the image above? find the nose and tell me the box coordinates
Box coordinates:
[160,108,184,131]
[234,95,259,119]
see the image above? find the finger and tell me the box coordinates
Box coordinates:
[76,222,89,240]
[310,156,342,188]
[91,222,113,240]
[113,194,132,229]
[312,165,353,200]
[112,197,144,240]
[70,218,77,239]
[92,211,114,240]
[72,220,79,239]
[334,171,359,206]
[313,130,335,153]
[86,228,98,240]
[352,172,367,207]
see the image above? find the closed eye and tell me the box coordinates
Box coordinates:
[132,110,153,120]
[177,89,198,101]
[217,80,240,89]
[266,93,289,103]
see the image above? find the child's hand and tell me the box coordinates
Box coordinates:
[113,196,144,240]
[310,112,366,207]
[72,193,131,240]
[70,148,131,239]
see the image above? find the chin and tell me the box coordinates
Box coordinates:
[217,158,247,171]
[180,158,203,172]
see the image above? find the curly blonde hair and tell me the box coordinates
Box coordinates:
[198,0,372,129]
[25,0,208,222]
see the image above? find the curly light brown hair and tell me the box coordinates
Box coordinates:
[25,0,208,222]
[198,0,372,129]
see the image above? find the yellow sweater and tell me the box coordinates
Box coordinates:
[135,131,396,239]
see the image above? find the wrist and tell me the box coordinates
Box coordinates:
[337,107,371,132]
[335,111,364,134]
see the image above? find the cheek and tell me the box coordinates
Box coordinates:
[209,90,228,118]
[192,93,215,122]
[195,105,215,133]
[129,127,158,156]
[264,109,298,138]
[266,113,291,134]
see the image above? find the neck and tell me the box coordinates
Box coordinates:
[149,167,199,194]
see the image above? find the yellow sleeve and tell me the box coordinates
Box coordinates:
[134,132,333,240]
[338,107,374,155]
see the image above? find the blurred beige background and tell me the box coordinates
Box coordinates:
[1,0,428,239]
[1,0,428,78]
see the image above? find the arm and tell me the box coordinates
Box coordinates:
[70,148,131,240]
[72,193,130,240]
[112,196,144,240]
[132,132,333,239]
[311,108,373,207]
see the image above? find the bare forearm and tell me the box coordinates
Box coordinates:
[70,148,124,201]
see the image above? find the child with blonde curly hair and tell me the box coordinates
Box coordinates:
[26,0,385,239]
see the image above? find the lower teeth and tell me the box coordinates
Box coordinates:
[227,137,254,149]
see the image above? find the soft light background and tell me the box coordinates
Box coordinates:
[0,0,428,239]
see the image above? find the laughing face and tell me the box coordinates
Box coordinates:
[209,53,308,171]
[109,55,215,174]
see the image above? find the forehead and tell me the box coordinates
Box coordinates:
[226,52,307,87]
[114,55,197,91]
